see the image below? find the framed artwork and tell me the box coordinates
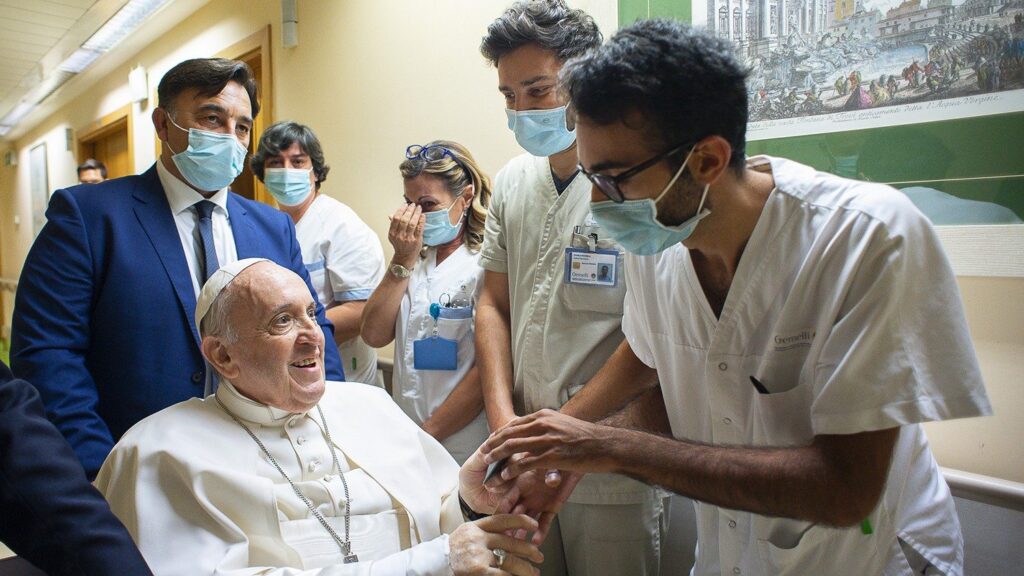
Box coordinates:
[29,143,48,238]
[691,0,1024,140]
[619,0,1024,276]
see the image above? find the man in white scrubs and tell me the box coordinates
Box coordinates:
[482,20,992,576]
[97,259,542,575]
[475,2,666,575]
[252,121,385,385]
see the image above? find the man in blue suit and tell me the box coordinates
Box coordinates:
[11,58,344,479]
[0,360,152,575]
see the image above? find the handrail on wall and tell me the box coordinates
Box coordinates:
[942,467,1024,512]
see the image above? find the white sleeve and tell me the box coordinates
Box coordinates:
[810,208,991,435]
[621,254,656,369]
[325,211,385,303]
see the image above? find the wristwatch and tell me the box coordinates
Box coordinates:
[389,262,413,278]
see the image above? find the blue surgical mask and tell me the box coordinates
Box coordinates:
[505,105,575,157]
[589,146,711,256]
[422,197,464,246]
[167,116,248,192]
[264,168,313,207]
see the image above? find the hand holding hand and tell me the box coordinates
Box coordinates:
[497,466,583,545]
[449,514,543,576]
[388,204,423,267]
[459,446,519,515]
[481,409,614,479]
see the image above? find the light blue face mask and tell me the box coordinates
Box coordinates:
[167,116,248,192]
[264,168,313,207]
[589,146,711,256]
[422,197,465,246]
[505,105,576,157]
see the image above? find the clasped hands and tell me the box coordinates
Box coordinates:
[455,410,610,574]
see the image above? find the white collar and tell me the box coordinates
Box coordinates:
[156,157,231,216]
[213,380,303,427]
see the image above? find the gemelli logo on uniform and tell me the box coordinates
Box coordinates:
[774,330,816,351]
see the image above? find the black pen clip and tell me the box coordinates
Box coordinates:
[750,376,769,395]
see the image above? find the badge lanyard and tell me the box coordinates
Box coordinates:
[565,227,619,287]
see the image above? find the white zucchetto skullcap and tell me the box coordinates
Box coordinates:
[194,258,271,335]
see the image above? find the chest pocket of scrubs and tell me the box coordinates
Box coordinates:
[561,237,626,315]
[755,518,889,576]
[746,354,815,446]
[435,305,474,342]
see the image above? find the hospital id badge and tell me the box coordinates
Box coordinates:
[564,247,618,287]
[413,336,458,370]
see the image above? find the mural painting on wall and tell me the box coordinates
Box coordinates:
[693,0,1024,139]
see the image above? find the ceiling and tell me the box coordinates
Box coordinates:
[0,0,212,142]
[0,0,102,117]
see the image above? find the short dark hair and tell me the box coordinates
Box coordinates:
[480,0,602,66]
[157,58,260,118]
[250,121,329,190]
[77,158,107,178]
[560,19,749,170]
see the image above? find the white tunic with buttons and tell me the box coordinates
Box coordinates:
[481,152,655,505]
[621,156,992,576]
[295,194,385,385]
[392,244,489,465]
[96,381,464,575]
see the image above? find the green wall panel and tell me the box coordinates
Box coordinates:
[619,0,692,26]
[616,1,1024,219]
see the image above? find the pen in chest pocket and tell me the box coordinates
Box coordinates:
[749,376,770,394]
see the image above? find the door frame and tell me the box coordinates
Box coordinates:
[218,26,274,205]
[77,103,134,176]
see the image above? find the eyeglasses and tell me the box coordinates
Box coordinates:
[578,142,690,203]
[406,144,461,165]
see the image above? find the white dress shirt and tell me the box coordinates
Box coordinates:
[156,159,238,296]
[622,156,992,575]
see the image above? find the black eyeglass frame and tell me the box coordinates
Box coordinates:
[578,142,691,203]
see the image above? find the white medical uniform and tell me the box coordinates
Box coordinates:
[621,156,992,576]
[96,381,464,575]
[481,153,665,576]
[392,245,489,465]
[296,194,385,385]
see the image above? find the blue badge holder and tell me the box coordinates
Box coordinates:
[413,302,458,370]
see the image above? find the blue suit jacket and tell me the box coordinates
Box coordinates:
[11,165,344,477]
[0,361,152,575]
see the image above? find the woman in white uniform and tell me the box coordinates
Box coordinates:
[252,121,385,385]
[362,140,491,464]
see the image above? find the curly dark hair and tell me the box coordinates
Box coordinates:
[480,0,602,66]
[250,121,330,190]
[560,19,749,170]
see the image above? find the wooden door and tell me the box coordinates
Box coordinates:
[219,26,273,205]
[228,50,260,201]
[77,105,134,180]
[80,119,130,179]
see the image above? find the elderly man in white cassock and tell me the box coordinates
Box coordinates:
[96,258,542,575]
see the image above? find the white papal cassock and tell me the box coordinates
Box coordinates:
[96,380,465,575]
